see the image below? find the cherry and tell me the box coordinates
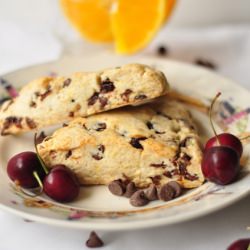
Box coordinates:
[201,146,240,185]
[227,238,250,250]
[43,165,80,203]
[205,133,243,157]
[7,151,46,188]
[202,93,241,185]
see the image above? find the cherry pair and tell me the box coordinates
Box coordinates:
[201,93,243,185]
[7,151,79,202]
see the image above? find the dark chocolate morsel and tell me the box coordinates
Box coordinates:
[130,190,149,207]
[123,182,137,198]
[86,231,104,248]
[100,78,115,93]
[63,78,72,87]
[108,180,125,196]
[158,184,175,201]
[130,137,147,149]
[144,184,158,201]
[88,92,99,106]
[167,181,182,198]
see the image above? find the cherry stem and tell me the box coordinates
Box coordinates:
[15,171,43,198]
[209,92,221,145]
[34,133,49,175]
[33,171,43,190]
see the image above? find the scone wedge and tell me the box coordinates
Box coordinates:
[37,97,204,189]
[0,64,168,135]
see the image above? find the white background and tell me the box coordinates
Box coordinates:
[0,1,250,249]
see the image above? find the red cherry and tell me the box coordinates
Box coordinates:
[201,146,240,185]
[227,238,250,250]
[43,165,80,203]
[205,133,243,157]
[7,151,46,188]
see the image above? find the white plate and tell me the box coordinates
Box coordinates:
[0,53,249,231]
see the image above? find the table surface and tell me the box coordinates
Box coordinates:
[0,1,250,250]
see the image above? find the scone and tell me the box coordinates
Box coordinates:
[0,64,168,135]
[37,97,204,188]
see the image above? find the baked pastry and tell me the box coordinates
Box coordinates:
[0,64,168,135]
[37,97,204,188]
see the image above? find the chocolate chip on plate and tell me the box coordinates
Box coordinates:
[167,181,182,198]
[130,190,149,207]
[158,184,175,201]
[194,58,217,70]
[124,182,137,198]
[86,231,104,248]
[157,46,168,56]
[144,184,158,201]
[108,180,125,196]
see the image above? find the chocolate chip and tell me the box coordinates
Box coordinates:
[130,137,147,149]
[182,153,191,163]
[179,137,192,148]
[130,190,149,207]
[195,58,217,70]
[86,231,104,248]
[69,111,74,117]
[98,145,105,153]
[157,46,168,56]
[71,99,75,103]
[62,123,68,127]
[146,121,153,129]
[99,96,108,108]
[167,181,182,198]
[92,145,105,160]
[158,184,175,201]
[144,184,158,201]
[65,150,72,159]
[25,117,37,129]
[124,182,137,198]
[94,123,106,131]
[135,94,147,100]
[121,89,132,102]
[100,78,115,93]
[88,92,99,106]
[163,171,172,178]
[150,162,166,168]
[35,131,46,145]
[40,88,51,101]
[63,78,71,87]
[92,155,102,160]
[150,175,161,185]
[108,180,125,196]
[30,101,37,108]
[2,116,23,133]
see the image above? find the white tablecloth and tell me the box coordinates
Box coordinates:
[0,1,250,249]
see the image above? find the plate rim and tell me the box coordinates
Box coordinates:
[1,54,250,230]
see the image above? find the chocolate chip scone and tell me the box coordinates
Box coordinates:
[0,64,168,135]
[37,97,204,189]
